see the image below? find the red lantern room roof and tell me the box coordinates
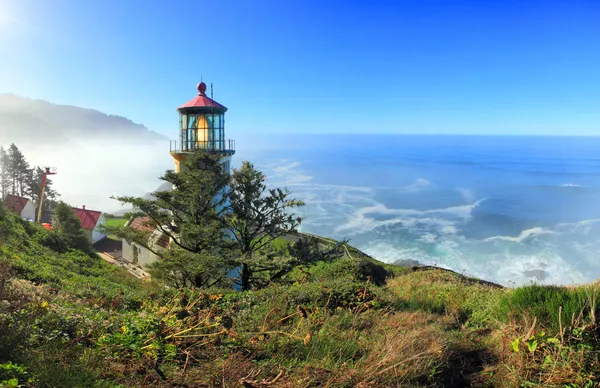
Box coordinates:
[177,82,228,112]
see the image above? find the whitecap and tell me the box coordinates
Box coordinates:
[334,199,484,235]
[403,178,433,192]
[483,227,558,243]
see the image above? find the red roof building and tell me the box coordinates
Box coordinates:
[128,216,171,248]
[4,194,30,214]
[71,205,106,244]
[72,205,103,230]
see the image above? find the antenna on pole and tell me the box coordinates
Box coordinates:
[211,83,213,99]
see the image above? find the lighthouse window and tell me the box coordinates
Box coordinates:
[198,115,208,129]
[180,114,187,130]
[188,115,197,129]
[213,114,222,129]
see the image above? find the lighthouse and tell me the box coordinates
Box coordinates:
[170,81,235,172]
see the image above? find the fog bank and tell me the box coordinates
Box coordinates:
[14,139,173,213]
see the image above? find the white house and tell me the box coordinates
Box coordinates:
[72,205,106,244]
[122,216,171,269]
[3,194,36,221]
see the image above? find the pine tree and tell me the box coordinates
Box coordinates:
[26,167,59,213]
[106,150,235,288]
[227,161,305,291]
[7,144,30,197]
[0,147,10,199]
[53,201,90,252]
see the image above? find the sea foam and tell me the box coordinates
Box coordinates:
[255,155,600,287]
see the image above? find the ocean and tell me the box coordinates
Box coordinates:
[235,134,600,287]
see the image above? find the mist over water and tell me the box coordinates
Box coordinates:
[237,134,600,287]
[11,132,600,286]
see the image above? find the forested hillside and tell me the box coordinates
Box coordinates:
[0,94,166,146]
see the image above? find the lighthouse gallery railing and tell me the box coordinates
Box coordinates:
[170,139,235,154]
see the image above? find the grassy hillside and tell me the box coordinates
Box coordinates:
[1,205,600,387]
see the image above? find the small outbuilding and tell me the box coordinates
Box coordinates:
[72,205,106,244]
[3,194,36,221]
[122,216,171,269]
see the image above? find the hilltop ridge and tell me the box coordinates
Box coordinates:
[0,94,167,146]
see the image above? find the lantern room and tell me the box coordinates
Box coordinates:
[170,82,235,166]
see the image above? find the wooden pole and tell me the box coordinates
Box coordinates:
[36,173,47,223]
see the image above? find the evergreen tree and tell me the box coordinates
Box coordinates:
[0,147,10,199]
[227,161,304,291]
[26,167,59,213]
[52,201,90,252]
[0,143,60,210]
[7,144,30,197]
[106,151,235,288]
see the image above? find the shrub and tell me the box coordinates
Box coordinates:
[354,258,390,286]
[0,361,35,387]
[35,230,70,253]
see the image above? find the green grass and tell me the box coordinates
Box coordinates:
[497,284,600,332]
[105,218,127,228]
[104,218,127,239]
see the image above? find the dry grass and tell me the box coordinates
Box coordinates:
[355,311,449,387]
[489,316,600,388]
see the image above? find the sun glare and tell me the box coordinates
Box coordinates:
[0,4,16,33]
[0,0,26,31]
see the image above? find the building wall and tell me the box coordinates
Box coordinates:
[122,238,163,269]
[92,214,107,244]
[20,201,36,221]
[171,153,232,174]
[82,229,93,244]
[220,156,232,174]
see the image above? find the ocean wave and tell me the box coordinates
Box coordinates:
[559,183,586,188]
[483,227,558,243]
[403,178,433,192]
[555,218,600,232]
[334,199,485,235]
[268,160,314,185]
[258,156,600,286]
[364,239,588,286]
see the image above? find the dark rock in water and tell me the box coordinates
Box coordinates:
[393,259,422,267]
[523,269,549,281]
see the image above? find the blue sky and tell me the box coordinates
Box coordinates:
[1,0,599,137]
